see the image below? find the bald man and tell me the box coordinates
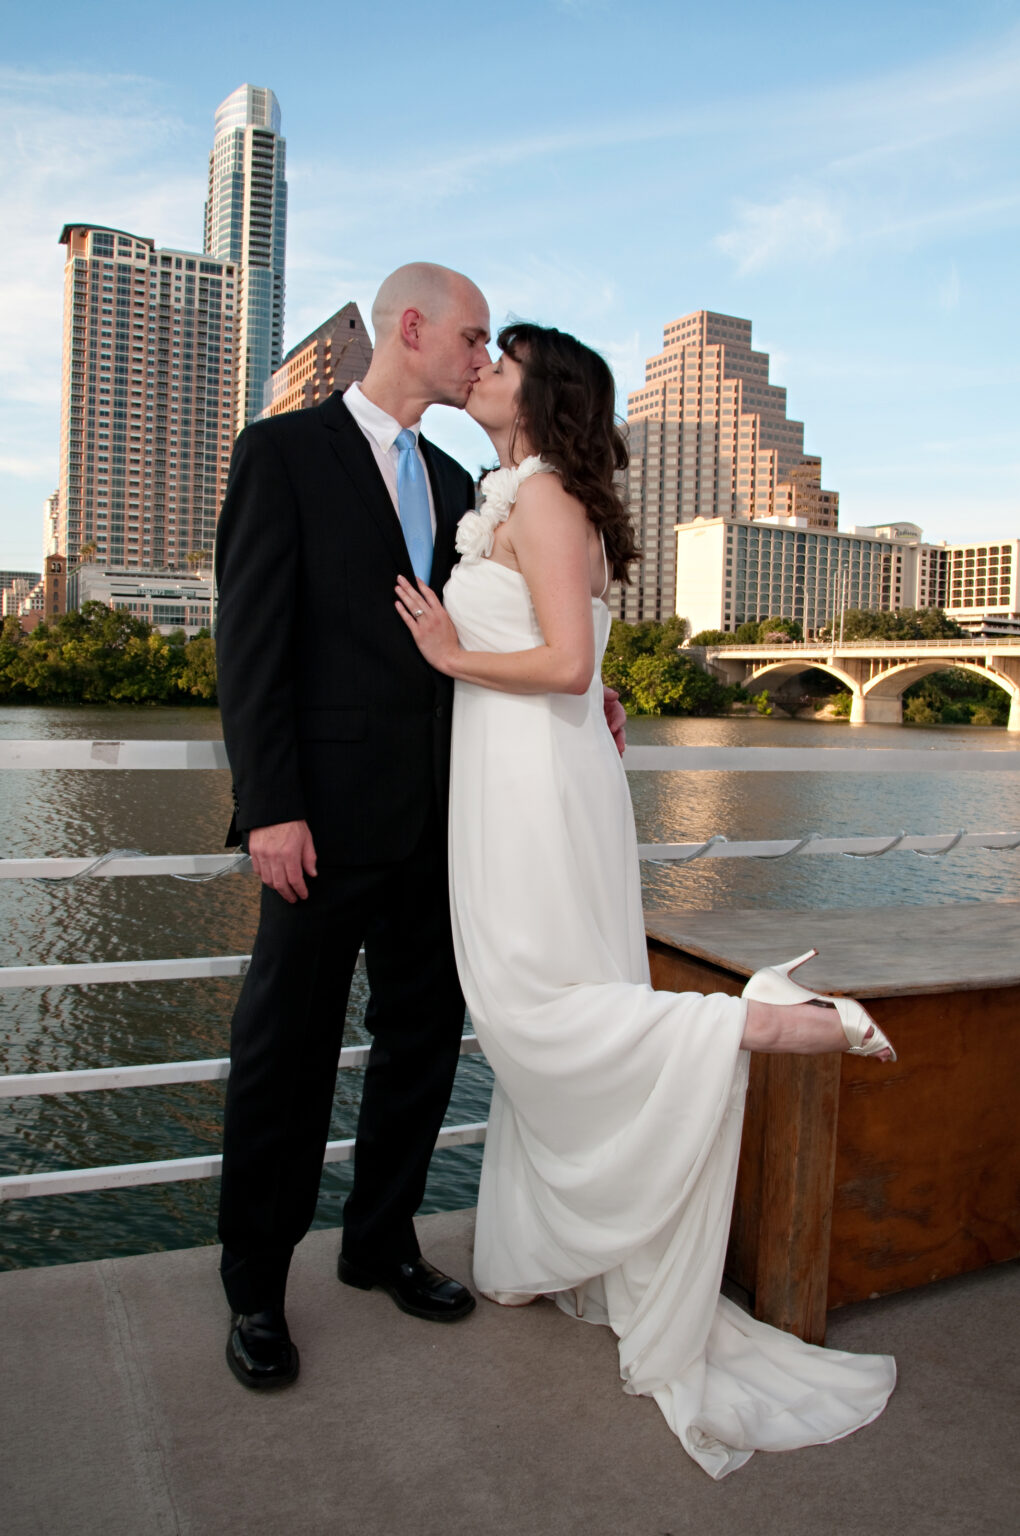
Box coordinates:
[215,264,492,1388]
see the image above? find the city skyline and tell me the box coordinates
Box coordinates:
[1,1,1017,566]
[617,309,840,622]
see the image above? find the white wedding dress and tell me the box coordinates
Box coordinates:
[443,458,895,1479]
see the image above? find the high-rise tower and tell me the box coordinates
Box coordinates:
[617,310,837,622]
[57,223,235,569]
[204,84,287,433]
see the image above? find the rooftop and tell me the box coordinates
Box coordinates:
[3,1208,1015,1535]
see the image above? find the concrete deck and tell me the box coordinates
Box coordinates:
[1,1210,1016,1536]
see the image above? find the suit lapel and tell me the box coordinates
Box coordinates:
[421,436,464,594]
[321,393,416,583]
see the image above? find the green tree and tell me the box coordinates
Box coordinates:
[602,617,689,703]
[0,614,25,698]
[757,616,803,643]
[751,690,772,716]
[904,696,938,724]
[688,629,732,646]
[734,620,761,643]
[626,653,736,716]
[177,632,218,701]
[830,607,964,642]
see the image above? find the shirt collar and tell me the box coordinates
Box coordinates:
[344,381,422,454]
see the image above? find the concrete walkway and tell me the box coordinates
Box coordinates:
[1,1210,1016,1536]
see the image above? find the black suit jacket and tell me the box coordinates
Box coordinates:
[215,391,475,864]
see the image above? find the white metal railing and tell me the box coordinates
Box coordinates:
[2,739,1018,1204]
[2,740,1019,772]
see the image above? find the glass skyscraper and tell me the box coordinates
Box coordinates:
[204,85,287,433]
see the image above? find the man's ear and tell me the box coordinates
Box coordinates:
[400,306,424,349]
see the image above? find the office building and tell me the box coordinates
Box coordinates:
[262,302,372,417]
[67,563,213,637]
[204,84,287,433]
[56,223,235,570]
[1,571,41,601]
[617,310,838,622]
[1,577,39,619]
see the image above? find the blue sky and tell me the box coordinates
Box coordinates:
[1,0,1017,567]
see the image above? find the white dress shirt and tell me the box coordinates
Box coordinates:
[343,381,437,536]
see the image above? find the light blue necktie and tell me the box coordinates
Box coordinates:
[395,428,433,584]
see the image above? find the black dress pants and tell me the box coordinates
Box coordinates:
[218,807,465,1314]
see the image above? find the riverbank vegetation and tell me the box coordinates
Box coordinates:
[0,606,217,705]
[603,619,744,716]
[1,605,1008,724]
[689,607,965,646]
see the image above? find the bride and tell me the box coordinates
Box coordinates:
[395,322,896,1479]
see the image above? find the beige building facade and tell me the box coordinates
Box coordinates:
[944,537,1019,637]
[262,303,372,417]
[57,224,235,572]
[616,310,838,622]
[676,517,943,639]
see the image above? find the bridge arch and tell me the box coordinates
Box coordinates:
[745,659,860,696]
[862,659,1019,710]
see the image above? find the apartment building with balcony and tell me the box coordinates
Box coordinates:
[56,224,235,571]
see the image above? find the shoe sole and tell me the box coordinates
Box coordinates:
[338,1263,476,1323]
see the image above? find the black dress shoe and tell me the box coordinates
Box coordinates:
[338,1253,476,1322]
[226,1306,300,1390]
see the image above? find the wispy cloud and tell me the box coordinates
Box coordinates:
[937,262,961,312]
[711,30,1020,274]
[714,193,845,276]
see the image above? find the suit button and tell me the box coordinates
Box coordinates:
[434,705,444,719]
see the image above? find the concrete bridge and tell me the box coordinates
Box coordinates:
[702,637,1020,730]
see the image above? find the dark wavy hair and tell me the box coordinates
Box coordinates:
[499,323,639,583]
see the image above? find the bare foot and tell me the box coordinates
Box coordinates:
[742,999,894,1061]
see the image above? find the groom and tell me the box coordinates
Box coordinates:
[215,263,492,1388]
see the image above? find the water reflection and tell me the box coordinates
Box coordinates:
[1,707,1015,1270]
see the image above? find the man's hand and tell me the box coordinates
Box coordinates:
[248,820,318,903]
[602,685,627,757]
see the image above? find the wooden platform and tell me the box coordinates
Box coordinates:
[645,901,1020,1345]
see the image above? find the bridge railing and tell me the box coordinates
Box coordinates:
[2,739,1018,1203]
[702,637,1020,652]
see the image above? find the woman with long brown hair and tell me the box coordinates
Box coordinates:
[395,322,894,1478]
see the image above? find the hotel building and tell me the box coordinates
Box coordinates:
[204,85,287,433]
[617,310,838,622]
[56,223,235,571]
[944,538,1019,638]
[262,303,372,417]
[676,518,944,639]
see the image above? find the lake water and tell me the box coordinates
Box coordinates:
[1,706,1016,1270]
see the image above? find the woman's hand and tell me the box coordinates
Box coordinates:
[395,575,462,675]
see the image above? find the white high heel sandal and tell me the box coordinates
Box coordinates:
[742,949,897,1061]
